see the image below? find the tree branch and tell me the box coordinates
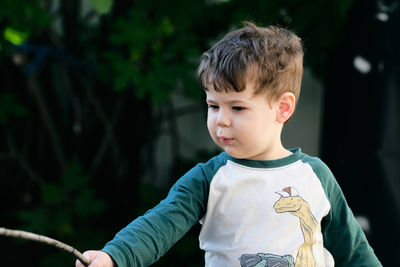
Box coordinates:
[0,227,90,266]
[84,82,123,178]
[27,76,67,170]
[6,132,44,186]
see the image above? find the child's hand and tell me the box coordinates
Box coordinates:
[75,250,115,267]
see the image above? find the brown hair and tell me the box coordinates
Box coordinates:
[197,22,303,104]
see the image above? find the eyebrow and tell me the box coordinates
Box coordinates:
[206,99,247,105]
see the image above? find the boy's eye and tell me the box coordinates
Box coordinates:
[232,106,245,111]
[208,105,219,110]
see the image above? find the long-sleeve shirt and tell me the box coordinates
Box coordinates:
[102,148,382,267]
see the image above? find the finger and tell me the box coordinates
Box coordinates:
[76,251,95,267]
[75,258,85,267]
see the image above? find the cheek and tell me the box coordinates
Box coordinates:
[207,115,215,133]
[234,117,252,132]
[238,119,265,140]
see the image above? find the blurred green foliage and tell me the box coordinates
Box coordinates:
[0,92,27,124]
[0,0,354,266]
[18,160,105,236]
[0,0,50,58]
[3,27,30,45]
[91,0,113,14]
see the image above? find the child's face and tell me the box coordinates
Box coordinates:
[206,86,284,160]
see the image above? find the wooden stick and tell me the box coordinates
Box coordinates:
[0,227,90,266]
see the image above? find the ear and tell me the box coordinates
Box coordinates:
[276,92,296,123]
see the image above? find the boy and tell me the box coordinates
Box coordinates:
[76,22,381,267]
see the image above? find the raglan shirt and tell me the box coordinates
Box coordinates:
[102,148,381,267]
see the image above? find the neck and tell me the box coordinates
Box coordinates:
[249,144,292,161]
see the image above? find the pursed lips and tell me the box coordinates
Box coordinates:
[218,136,234,144]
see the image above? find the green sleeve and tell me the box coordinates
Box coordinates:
[101,163,214,267]
[306,156,382,266]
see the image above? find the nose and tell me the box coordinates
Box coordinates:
[216,109,231,127]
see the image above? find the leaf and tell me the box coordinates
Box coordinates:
[74,189,106,217]
[157,17,174,36]
[91,0,113,15]
[3,27,29,45]
[17,208,47,234]
[60,160,89,191]
[0,92,28,124]
[41,184,64,206]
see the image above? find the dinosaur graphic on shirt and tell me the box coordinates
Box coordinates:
[274,187,317,267]
[239,253,295,267]
[239,187,317,267]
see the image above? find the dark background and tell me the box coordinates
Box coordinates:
[322,0,400,264]
[0,0,398,266]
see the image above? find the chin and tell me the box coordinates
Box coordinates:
[224,150,247,159]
